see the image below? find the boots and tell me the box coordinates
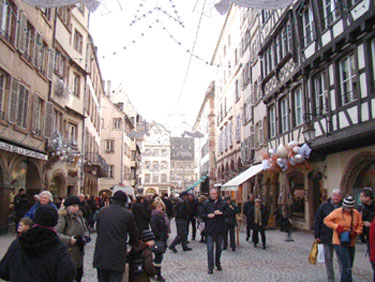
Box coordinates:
[156,266,165,282]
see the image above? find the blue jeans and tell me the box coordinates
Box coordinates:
[333,245,355,282]
[206,234,224,271]
[97,268,123,282]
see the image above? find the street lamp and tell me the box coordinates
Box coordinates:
[302,123,315,144]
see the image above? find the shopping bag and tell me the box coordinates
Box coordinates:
[317,244,325,263]
[308,241,318,265]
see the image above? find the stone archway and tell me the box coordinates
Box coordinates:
[49,170,67,199]
[340,151,375,195]
[145,188,157,195]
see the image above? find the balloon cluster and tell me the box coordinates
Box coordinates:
[262,141,312,172]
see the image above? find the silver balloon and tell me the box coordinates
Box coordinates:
[293,146,301,154]
[294,154,304,163]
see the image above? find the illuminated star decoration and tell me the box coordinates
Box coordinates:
[129,0,185,28]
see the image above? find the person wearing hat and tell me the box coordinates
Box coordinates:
[128,229,157,282]
[56,196,90,282]
[0,205,76,281]
[168,191,192,253]
[93,190,138,282]
[248,198,269,249]
[324,195,363,282]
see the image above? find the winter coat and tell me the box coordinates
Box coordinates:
[369,217,375,263]
[162,197,173,218]
[24,202,57,221]
[79,201,92,225]
[56,209,90,268]
[128,243,157,282]
[14,194,30,219]
[133,202,150,232]
[93,202,138,272]
[314,198,341,245]
[188,199,199,220]
[243,200,254,225]
[199,197,227,236]
[248,205,269,231]
[150,209,168,243]
[0,226,75,282]
[174,198,190,220]
[359,201,375,243]
[224,202,240,226]
[324,207,363,246]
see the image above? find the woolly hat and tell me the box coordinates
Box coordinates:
[64,196,80,207]
[342,195,356,209]
[34,204,58,227]
[112,191,128,205]
[140,229,155,242]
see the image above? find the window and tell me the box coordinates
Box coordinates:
[58,7,70,26]
[152,174,159,183]
[40,8,51,21]
[73,30,83,53]
[262,10,271,24]
[236,115,241,143]
[161,174,167,183]
[0,71,5,118]
[24,23,35,62]
[152,161,159,170]
[54,110,63,135]
[235,80,240,101]
[339,54,357,105]
[294,88,304,126]
[371,39,375,84]
[269,106,276,138]
[347,0,360,8]
[257,120,264,147]
[16,84,30,129]
[0,0,16,43]
[290,173,305,218]
[161,149,167,156]
[322,0,338,28]
[161,161,167,169]
[32,94,43,135]
[144,174,150,183]
[75,0,84,13]
[280,98,289,133]
[108,165,114,178]
[314,72,327,114]
[302,5,314,46]
[54,50,66,78]
[72,73,80,97]
[105,140,114,153]
[68,123,77,144]
[229,121,233,147]
[145,161,150,169]
[113,118,121,130]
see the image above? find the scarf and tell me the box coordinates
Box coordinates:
[254,207,262,226]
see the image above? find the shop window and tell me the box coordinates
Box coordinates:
[289,173,305,219]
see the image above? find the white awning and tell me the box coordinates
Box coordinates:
[221,164,263,191]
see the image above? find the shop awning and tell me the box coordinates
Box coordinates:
[221,164,263,191]
[186,175,208,192]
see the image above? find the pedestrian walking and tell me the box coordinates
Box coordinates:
[199,188,227,274]
[324,195,363,282]
[168,191,192,253]
[162,193,173,220]
[13,188,30,231]
[0,205,76,282]
[93,191,138,282]
[243,194,255,241]
[56,196,90,282]
[187,194,198,241]
[314,189,343,282]
[133,196,151,239]
[249,199,269,249]
[24,191,57,221]
[223,196,239,251]
[198,195,208,243]
[150,201,169,281]
[128,230,157,282]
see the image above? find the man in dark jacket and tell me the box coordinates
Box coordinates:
[248,199,269,249]
[168,192,192,253]
[199,188,227,274]
[93,191,138,282]
[243,194,255,241]
[133,196,150,238]
[162,193,173,220]
[314,189,342,282]
[187,194,198,241]
[13,188,30,231]
[0,204,76,282]
[223,197,239,251]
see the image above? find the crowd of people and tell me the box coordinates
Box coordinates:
[0,187,374,281]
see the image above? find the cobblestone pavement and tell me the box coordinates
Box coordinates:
[1,223,373,282]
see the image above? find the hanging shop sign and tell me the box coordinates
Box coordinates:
[0,141,48,161]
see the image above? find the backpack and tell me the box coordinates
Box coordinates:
[128,249,143,275]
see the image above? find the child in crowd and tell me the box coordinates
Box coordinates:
[17,217,33,236]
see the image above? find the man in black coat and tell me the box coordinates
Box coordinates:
[168,192,192,253]
[314,189,342,282]
[187,194,198,241]
[248,199,269,249]
[93,191,138,282]
[132,196,150,238]
[13,188,30,231]
[199,188,227,274]
[162,193,173,220]
[243,194,255,241]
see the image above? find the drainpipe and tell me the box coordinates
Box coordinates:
[120,118,124,184]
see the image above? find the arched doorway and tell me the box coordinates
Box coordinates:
[145,188,157,195]
[49,173,67,199]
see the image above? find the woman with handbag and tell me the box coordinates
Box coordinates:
[198,195,207,243]
[324,195,363,282]
[56,196,90,282]
[150,201,169,282]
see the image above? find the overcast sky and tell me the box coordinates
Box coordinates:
[89,0,225,134]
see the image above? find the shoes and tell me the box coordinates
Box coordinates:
[253,243,257,248]
[223,247,227,250]
[208,270,213,274]
[186,241,190,244]
[232,248,236,251]
[169,246,177,253]
[262,245,266,250]
[217,266,222,271]
[156,276,166,282]
[183,247,192,251]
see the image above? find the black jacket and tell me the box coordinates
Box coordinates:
[150,210,168,243]
[314,198,341,244]
[93,202,138,272]
[174,198,190,220]
[0,227,76,282]
[243,200,254,225]
[248,205,269,231]
[359,201,375,243]
[188,199,198,220]
[14,194,30,218]
[133,202,150,232]
[162,197,173,218]
[199,197,227,236]
[224,202,240,226]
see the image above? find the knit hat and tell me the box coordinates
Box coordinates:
[140,229,155,242]
[342,195,356,209]
[112,191,128,205]
[34,204,58,227]
[63,196,80,207]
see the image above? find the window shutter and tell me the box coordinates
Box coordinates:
[33,32,40,67]
[38,37,44,71]
[0,1,4,33]
[18,11,27,54]
[32,94,39,133]
[22,89,29,129]
[9,78,18,123]
[16,85,25,127]
[44,102,54,138]
[47,48,55,80]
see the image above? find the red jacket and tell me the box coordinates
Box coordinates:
[370,217,375,262]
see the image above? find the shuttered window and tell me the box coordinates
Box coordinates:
[32,94,42,135]
[294,88,304,126]
[0,0,16,43]
[339,54,357,105]
[9,77,18,123]
[269,106,276,138]
[17,10,27,54]
[16,84,29,129]
[0,71,5,118]
[43,102,54,138]
[47,48,55,80]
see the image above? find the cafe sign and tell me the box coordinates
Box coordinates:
[0,141,48,161]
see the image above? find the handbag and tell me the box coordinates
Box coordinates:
[151,241,166,254]
[308,241,318,265]
[339,211,353,246]
[317,244,325,263]
[198,221,205,232]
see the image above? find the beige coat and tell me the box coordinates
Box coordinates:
[56,209,89,268]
